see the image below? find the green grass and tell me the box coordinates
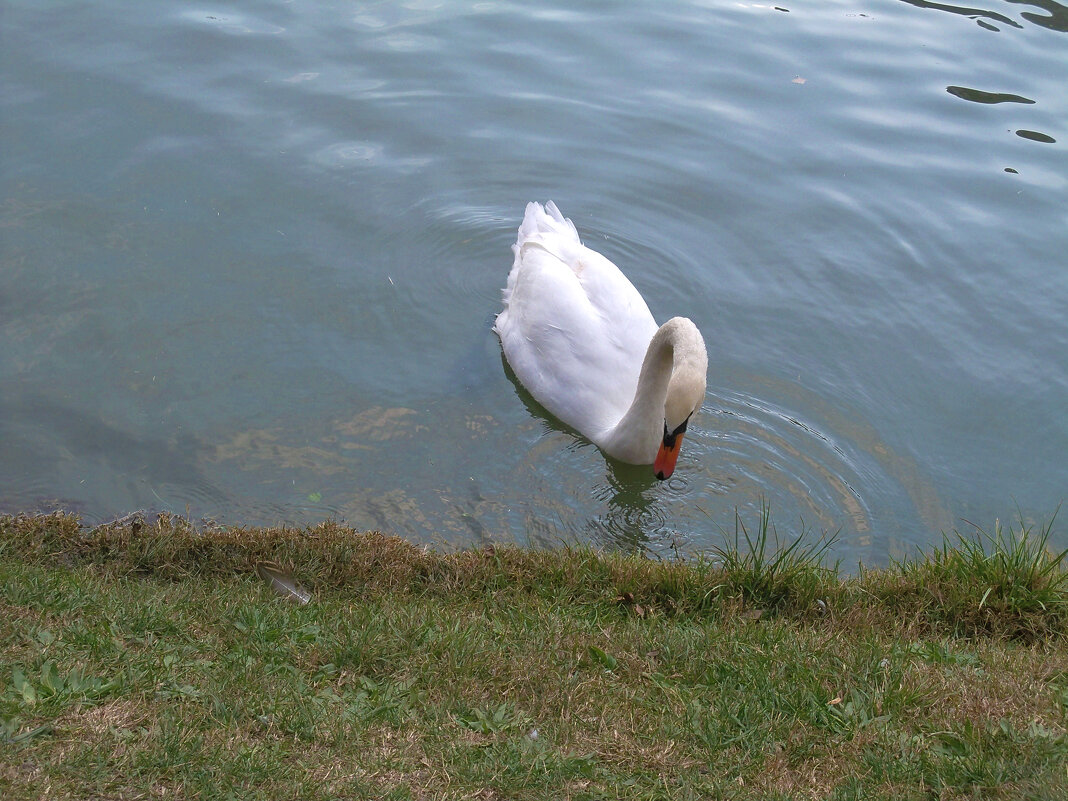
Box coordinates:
[708,499,839,614]
[2,511,1067,800]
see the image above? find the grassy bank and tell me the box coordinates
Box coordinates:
[1,511,1066,799]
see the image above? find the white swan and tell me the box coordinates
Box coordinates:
[494,201,708,480]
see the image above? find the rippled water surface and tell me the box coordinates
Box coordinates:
[2,0,1066,564]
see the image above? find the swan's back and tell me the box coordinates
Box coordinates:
[494,202,658,442]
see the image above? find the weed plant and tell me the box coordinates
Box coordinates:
[708,499,839,614]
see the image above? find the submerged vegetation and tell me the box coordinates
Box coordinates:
[1,509,1066,799]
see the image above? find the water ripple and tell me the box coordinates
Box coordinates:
[1016,129,1057,143]
[312,140,384,167]
[946,86,1035,104]
[177,10,286,36]
[897,0,1022,30]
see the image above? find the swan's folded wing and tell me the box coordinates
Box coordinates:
[496,237,657,442]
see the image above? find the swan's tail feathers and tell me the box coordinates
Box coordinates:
[502,201,582,313]
[516,200,580,249]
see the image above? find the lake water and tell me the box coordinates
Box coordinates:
[2,0,1065,565]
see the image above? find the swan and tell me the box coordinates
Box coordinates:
[494,201,708,480]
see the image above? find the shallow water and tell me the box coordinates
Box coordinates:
[2,0,1066,564]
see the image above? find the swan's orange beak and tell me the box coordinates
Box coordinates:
[654,433,684,480]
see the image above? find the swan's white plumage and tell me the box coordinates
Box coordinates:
[494,201,708,468]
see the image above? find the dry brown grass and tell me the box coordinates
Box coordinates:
[5,511,1066,643]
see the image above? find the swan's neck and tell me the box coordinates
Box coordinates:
[598,317,706,464]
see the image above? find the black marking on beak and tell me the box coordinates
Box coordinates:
[662,415,690,448]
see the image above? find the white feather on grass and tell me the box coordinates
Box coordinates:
[255,561,311,604]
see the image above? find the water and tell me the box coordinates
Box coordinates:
[2,0,1065,565]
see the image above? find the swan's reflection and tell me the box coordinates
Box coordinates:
[503,351,669,550]
[586,459,669,552]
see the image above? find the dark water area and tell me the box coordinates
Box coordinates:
[2,1,1065,564]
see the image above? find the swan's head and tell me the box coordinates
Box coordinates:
[653,318,708,480]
